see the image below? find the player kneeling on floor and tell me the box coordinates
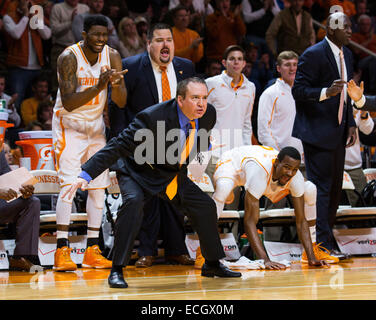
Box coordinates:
[208,145,337,269]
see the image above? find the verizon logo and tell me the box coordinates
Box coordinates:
[357,239,376,245]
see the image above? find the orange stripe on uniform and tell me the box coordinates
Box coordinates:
[77,43,89,65]
[54,111,66,172]
[268,97,278,127]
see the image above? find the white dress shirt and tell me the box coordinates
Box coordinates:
[149,55,178,102]
[320,36,348,103]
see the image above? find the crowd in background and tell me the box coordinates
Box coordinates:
[0,0,375,166]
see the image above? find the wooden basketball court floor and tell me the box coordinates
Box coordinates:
[1,257,376,300]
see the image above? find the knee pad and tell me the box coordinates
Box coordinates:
[87,189,105,210]
[213,178,235,204]
[304,180,317,206]
[58,185,75,205]
[304,181,317,221]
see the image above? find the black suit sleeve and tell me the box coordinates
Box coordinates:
[82,111,152,180]
[361,95,376,112]
[292,50,324,102]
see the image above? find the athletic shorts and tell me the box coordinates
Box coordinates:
[52,114,110,189]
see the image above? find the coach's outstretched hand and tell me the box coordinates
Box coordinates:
[63,177,88,200]
[347,79,364,103]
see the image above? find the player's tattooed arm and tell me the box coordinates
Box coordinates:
[57,50,103,112]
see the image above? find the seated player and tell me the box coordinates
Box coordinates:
[211,145,338,269]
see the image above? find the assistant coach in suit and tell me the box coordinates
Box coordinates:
[65,77,242,288]
[109,23,196,267]
[292,12,357,258]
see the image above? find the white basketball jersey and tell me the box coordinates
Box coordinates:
[53,42,111,121]
[218,145,278,174]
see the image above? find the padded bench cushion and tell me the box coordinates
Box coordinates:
[40,213,88,223]
[260,208,295,220]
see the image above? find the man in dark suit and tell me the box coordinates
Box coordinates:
[292,12,357,259]
[0,141,42,272]
[109,23,196,268]
[64,77,242,288]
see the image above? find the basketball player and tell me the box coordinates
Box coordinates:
[52,15,127,271]
[212,145,337,269]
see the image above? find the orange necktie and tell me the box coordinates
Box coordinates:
[338,49,345,125]
[166,120,196,200]
[160,66,171,101]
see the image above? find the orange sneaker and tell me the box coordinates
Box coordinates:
[301,242,339,264]
[54,246,78,271]
[82,245,112,269]
[194,246,205,269]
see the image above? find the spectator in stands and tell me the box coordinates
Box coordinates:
[0,75,21,129]
[169,0,214,34]
[351,14,376,94]
[258,51,303,157]
[125,0,153,20]
[2,140,14,167]
[117,17,146,58]
[245,42,274,95]
[3,0,52,110]
[303,0,326,23]
[135,16,149,45]
[345,109,374,206]
[72,0,122,52]
[102,0,129,30]
[266,0,316,58]
[169,0,214,16]
[50,0,90,93]
[197,59,222,79]
[0,140,42,272]
[172,5,204,64]
[242,59,262,96]
[25,120,43,131]
[36,100,53,130]
[203,59,222,78]
[350,0,372,33]
[20,75,50,127]
[40,1,54,68]
[241,0,281,54]
[205,0,246,61]
[329,0,356,17]
[204,45,255,218]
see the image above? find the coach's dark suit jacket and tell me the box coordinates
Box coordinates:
[84,99,216,192]
[291,38,356,250]
[82,100,222,265]
[292,39,356,149]
[109,51,196,137]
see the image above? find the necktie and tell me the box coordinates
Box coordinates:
[160,66,171,101]
[165,120,196,200]
[338,49,345,125]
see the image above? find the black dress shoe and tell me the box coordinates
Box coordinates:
[201,262,242,278]
[8,257,43,272]
[108,271,128,288]
[329,249,350,260]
